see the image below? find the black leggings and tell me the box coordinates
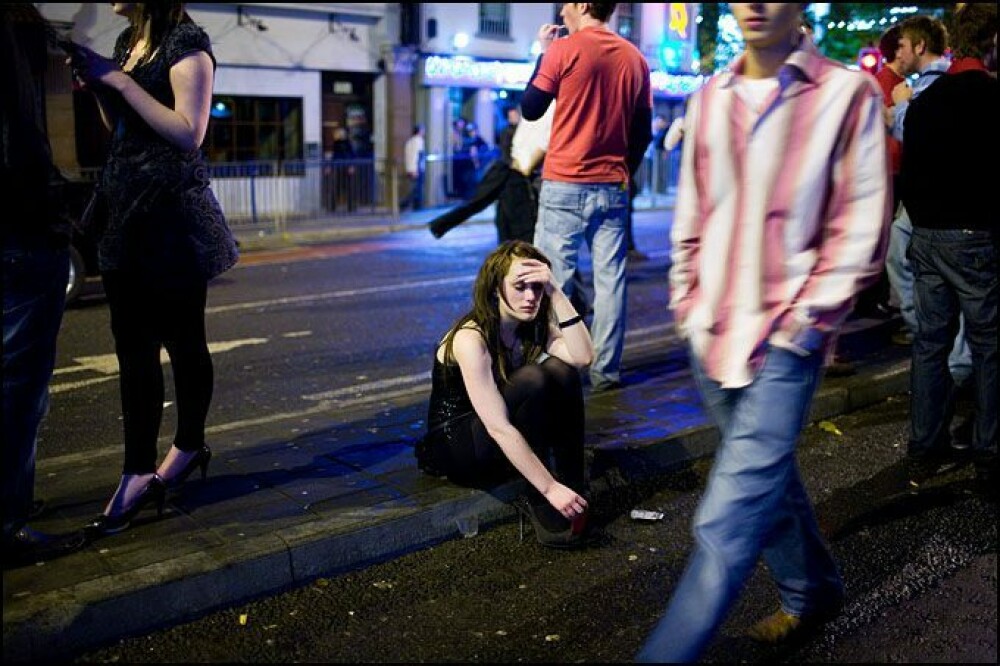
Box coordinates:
[443,356,585,496]
[103,272,213,474]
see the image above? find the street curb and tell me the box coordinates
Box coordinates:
[2,352,910,661]
[2,482,523,661]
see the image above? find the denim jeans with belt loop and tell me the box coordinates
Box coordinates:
[533,180,628,390]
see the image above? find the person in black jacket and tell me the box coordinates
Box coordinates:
[1,4,87,567]
[899,2,997,489]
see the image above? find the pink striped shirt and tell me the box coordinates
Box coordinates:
[669,38,892,389]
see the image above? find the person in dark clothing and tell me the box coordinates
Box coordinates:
[67,2,239,538]
[496,105,520,165]
[331,126,356,212]
[1,3,88,568]
[427,104,591,316]
[417,241,594,548]
[899,2,997,488]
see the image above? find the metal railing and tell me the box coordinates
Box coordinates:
[65,148,680,236]
[208,158,397,233]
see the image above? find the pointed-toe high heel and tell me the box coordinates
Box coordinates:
[84,475,167,538]
[162,445,212,490]
[512,495,591,550]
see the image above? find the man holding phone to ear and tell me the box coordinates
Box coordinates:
[521,2,652,394]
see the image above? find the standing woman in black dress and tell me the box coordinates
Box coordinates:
[67,3,238,536]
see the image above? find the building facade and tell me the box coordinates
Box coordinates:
[36,3,703,217]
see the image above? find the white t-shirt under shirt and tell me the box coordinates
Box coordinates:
[736,75,780,114]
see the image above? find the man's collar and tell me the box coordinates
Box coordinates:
[919,56,951,74]
[719,35,825,88]
[948,56,988,74]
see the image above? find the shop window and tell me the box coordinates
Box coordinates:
[204,95,303,165]
[478,3,510,38]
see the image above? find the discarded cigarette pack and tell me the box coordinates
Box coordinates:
[630,509,665,521]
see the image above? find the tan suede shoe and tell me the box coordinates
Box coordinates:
[747,605,840,644]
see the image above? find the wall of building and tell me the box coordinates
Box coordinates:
[36,2,396,166]
[421,3,555,61]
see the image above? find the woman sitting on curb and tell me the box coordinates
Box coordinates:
[417,240,595,548]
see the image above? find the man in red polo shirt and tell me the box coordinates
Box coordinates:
[521,2,651,393]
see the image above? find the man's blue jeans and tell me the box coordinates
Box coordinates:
[887,208,972,384]
[534,180,628,390]
[2,242,68,542]
[909,227,997,458]
[637,346,843,663]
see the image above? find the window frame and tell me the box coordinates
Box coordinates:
[205,95,304,167]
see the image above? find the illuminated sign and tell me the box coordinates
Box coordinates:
[422,54,705,98]
[650,70,706,97]
[423,55,534,90]
[668,3,690,40]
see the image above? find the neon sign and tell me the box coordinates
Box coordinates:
[422,54,705,98]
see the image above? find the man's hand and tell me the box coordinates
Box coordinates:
[891,81,912,105]
[537,23,561,53]
[882,105,895,129]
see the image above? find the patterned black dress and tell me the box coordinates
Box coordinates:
[97,20,238,286]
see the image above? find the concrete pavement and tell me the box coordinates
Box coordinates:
[2,202,910,661]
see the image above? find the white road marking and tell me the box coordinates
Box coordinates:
[50,338,270,393]
[204,275,473,315]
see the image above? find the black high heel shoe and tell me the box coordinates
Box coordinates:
[512,495,591,549]
[84,475,167,538]
[161,445,212,490]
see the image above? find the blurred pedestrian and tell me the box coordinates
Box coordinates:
[637,4,891,661]
[899,2,997,487]
[428,103,590,316]
[449,117,469,198]
[2,3,87,567]
[428,105,553,243]
[875,24,905,210]
[464,121,490,192]
[847,24,905,321]
[523,2,652,393]
[496,105,520,166]
[67,2,239,537]
[400,124,425,211]
[416,240,595,548]
[332,126,356,212]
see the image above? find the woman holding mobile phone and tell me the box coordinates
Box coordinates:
[66,3,238,537]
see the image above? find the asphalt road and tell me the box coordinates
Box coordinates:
[43,214,675,464]
[72,395,997,663]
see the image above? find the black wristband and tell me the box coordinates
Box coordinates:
[558,314,583,329]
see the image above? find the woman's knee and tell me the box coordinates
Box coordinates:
[540,356,582,395]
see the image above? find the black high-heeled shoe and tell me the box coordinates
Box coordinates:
[84,475,167,538]
[512,495,591,549]
[161,445,212,490]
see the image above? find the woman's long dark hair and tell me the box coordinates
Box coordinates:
[125,3,189,64]
[441,240,554,385]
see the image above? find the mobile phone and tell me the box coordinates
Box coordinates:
[557,25,569,37]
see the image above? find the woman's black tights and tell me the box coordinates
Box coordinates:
[448,356,585,494]
[103,272,213,474]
